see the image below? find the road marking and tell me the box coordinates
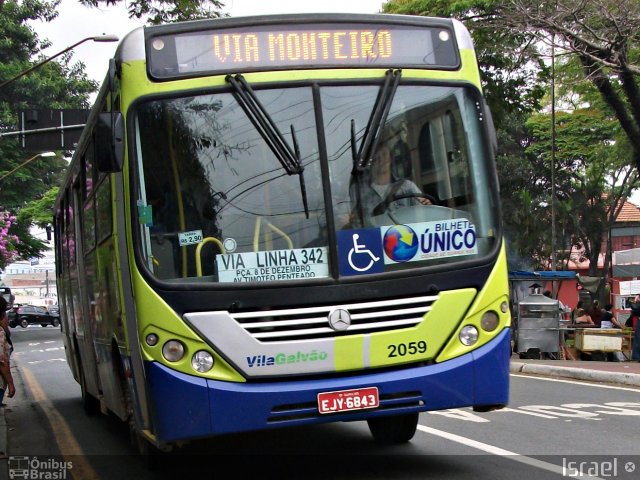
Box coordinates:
[21,366,100,480]
[417,424,605,479]
[511,373,640,392]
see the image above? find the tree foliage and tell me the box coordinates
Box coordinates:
[483,0,640,174]
[0,0,95,268]
[0,0,229,271]
[79,0,225,24]
[516,109,638,273]
[383,0,548,126]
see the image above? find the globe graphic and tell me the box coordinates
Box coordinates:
[383,225,419,262]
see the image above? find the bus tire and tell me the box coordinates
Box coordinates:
[79,360,101,415]
[367,412,419,444]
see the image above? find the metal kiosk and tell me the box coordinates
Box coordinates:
[516,285,560,359]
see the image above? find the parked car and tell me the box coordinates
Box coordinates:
[48,305,59,316]
[10,305,60,328]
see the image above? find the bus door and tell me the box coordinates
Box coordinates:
[71,177,101,400]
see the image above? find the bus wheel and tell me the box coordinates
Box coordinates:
[367,412,419,444]
[79,361,101,415]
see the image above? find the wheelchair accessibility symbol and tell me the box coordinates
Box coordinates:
[348,234,380,272]
[337,228,384,276]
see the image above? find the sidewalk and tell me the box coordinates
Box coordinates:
[510,357,640,387]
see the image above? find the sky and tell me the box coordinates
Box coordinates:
[32,0,386,85]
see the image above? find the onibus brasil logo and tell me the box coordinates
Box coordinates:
[9,456,73,479]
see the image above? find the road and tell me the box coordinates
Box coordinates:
[2,327,640,479]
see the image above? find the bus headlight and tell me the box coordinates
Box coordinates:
[500,301,509,314]
[191,351,214,373]
[162,340,185,362]
[459,325,479,346]
[480,311,500,332]
[145,333,159,346]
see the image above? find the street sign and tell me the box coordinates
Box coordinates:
[18,109,89,151]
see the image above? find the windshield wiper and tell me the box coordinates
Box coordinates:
[352,69,402,172]
[226,74,309,218]
[348,69,401,226]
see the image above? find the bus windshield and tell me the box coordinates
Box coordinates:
[134,81,498,283]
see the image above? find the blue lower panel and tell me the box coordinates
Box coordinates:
[146,329,510,443]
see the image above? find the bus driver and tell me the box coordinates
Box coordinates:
[347,141,431,227]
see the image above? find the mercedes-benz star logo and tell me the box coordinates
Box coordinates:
[328,308,351,331]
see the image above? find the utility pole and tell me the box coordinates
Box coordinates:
[551,38,557,272]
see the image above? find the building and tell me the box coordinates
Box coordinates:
[0,251,57,307]
[609,200,640,324]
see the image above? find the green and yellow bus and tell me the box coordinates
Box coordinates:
[54,13,510,453]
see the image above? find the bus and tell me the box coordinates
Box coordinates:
[53,13,510,453]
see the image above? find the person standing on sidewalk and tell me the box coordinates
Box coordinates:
[0,296,16,405]
[631,295,640,361]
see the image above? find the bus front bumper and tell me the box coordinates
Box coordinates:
[145,328,510,443]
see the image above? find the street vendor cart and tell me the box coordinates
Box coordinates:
[515,286,561,359]
[574,328,625,361]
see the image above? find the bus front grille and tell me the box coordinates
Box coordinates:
[230,295,438,343]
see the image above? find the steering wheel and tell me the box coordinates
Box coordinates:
[372,192,437,215]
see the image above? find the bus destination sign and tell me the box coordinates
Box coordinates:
[147,23,459,78]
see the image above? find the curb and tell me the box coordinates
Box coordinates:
[0,408,5,457]
[510,361,640,387]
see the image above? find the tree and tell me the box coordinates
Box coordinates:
[520,108,638,275]
[382,0,548,127]
[0,0,229,270]
[488,0,640,174]
[0,0,95,268]
[80,0,225,24]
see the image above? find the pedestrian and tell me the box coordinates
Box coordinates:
[573,308,595,327]
[600,303,623,329]
[627,295,640,362]
[626,295,640,329]
[571,300,584,323]
[0,296,16,405]
[589,300,603,327]
[632,320,640,361]
[543,289,569,319]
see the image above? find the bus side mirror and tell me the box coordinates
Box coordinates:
[96,111,125,173]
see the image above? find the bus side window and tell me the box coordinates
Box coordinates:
[443,110,470,201]
[390,121,412,180]
[418,123,439,202]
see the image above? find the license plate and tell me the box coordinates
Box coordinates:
[317,386,379,414]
